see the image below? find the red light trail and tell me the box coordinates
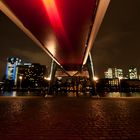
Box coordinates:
[42,0,65,37]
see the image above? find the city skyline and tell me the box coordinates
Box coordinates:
[0,0,140,79]
[2,56,140,80]
[104,67,139,79]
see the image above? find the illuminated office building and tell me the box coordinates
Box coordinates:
[104,68,113,78]
[114,68,123,78]
[105,68,123,79]
[129,67,138,79]
[5,57,47,87]
[5,57,21,84]
[17,63,47,88]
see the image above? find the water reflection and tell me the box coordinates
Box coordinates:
[106,92,140,97]
[0,91,140,97]
[0,91,43,97]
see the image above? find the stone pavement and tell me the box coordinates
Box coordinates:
[0,97,140,140]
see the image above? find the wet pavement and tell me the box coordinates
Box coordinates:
[0,97,140,140]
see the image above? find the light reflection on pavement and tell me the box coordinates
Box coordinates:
[0,97,140,140]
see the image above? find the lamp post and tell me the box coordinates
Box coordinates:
[93,76,99,96]
[19,76,23,89]
[44,76,51,96]
[118,77,123,92]
[44,76,51,81]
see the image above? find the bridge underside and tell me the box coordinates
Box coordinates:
[0,0,110,71]
[46,53,96,96]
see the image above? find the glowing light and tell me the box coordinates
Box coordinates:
[12,91,17,97]
[118,77,123,80]
[57,77,62,80]
[93,76,98,81]
[42,0,65,34]
[19,76,23,89]
[45,34,57,56]
[44,77,51,81]
[19,76,23,80]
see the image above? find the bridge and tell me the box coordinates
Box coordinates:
[0,0,110,95]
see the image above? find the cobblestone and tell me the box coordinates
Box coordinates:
[0,97,140,139]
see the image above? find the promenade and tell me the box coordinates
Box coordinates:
[0,97,140,140]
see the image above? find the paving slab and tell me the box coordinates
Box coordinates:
[0,97,140,140]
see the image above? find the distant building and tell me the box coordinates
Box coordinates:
[104,68,113,78]
[17,63,47,88]
[129,67,138,79]
[5,57,48,87]
[114,68,123,78]
[104,71,108,79]
[104,68,123,79]
[5,57,21,84]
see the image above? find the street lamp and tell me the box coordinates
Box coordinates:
[93,76,99,96]
[19,76,23,89]
[44,76,51,81]
[93,76,99,81]
[118,77,123,92]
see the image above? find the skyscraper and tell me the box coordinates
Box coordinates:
[17,63,47,88]
[129,67,138,79]
[105,68,123,79]
[104,68,113,78]
[5,57,21,84]
[114,68,123,78]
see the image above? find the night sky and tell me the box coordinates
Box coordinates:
[0,0,140,80]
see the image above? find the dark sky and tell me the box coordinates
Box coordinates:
[0,0,140,80]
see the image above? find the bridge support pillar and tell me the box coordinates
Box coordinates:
[86,53,96,96]
[45,60,57,96]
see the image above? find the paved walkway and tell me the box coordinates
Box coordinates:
[0,97,140,140]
